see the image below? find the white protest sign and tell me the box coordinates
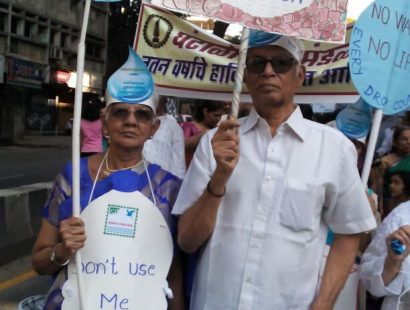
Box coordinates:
[349,0,410,115]
[154,0,349,42]
[61,190,173,310]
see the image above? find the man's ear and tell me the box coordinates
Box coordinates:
[296,64,306,87]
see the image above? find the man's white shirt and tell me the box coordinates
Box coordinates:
[173,107,376,310]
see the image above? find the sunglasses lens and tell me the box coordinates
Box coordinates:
[246,58,268,74]
[135,109,154,123]
[110,106,154,123]
[111,108,129,120]
[246,57,296,74]
[272,59,294,73]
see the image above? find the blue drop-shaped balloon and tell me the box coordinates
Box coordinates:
[107,46,153,104]
[336,98,372,140]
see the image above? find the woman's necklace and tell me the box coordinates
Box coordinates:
[100,149,144,179]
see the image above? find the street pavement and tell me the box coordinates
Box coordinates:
[0,256,51,306]
[0,137,72,305]
[0,144,71,189]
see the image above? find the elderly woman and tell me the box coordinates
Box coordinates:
[31,49,184,310]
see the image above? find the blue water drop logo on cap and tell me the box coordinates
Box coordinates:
[107,46,153,104]
[248,29,281,48]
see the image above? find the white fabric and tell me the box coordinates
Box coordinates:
[172,107,377,310]
[360,201,410,310]
[143,114,186,179]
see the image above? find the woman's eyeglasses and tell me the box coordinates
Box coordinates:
[110,107,155,124]
[246,57,298,74]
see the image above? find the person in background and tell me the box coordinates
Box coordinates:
[223,101,232,116]
[375,116,401,158]
[381,127,410,176]
[144,95,186,179]
[173,30,376,310]
[373,127,410,217]
[180,99,225,167]
[80,97,103,157]
[384,171,410,218]
[360,202,410,310]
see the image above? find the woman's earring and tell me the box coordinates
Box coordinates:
[104,131,111,143]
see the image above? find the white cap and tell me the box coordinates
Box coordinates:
[248,29,304,62]
[105,46,157,113]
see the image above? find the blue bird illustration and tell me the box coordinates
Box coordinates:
[126,209,135,217]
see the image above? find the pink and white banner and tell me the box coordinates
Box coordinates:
[135,4,358,104]
[152,0,349,43]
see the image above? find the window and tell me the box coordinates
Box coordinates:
[0,13,7,32]
[86,41,103,58]
[70,0,83,10]
[24,21,37,39]
[11,16,24,36]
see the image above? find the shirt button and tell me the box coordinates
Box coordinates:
[246,276,252,283]
[266,175,272,180]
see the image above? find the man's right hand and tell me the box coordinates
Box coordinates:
[211,119,240,177]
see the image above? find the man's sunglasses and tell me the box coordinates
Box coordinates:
[110,106,155,124]
[246,57,298,74]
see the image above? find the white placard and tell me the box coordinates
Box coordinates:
[61,190,173,310]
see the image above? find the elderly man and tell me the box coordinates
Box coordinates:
[172,30,377,310]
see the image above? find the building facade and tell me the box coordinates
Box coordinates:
[0,0,108,143]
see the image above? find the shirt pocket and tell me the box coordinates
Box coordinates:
[279,178,325,232]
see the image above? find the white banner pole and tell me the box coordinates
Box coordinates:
[72,0,92,308]
[230,27,249,118]
[361,109,383,186]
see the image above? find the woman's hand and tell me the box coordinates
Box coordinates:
[386,225,410,261]
[59,216,86,257]
[382,225,410,285]
[32,217,86,275]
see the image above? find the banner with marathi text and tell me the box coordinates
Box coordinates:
[135,3,359,104]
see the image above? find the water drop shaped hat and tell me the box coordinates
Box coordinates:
[105,46,157,113]
[248,29,304,62]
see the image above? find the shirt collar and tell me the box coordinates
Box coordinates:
[283,106,307,141]
[241,105,307,141]
[240,108,260,134]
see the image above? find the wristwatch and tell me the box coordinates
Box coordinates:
[50,243,70,266]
